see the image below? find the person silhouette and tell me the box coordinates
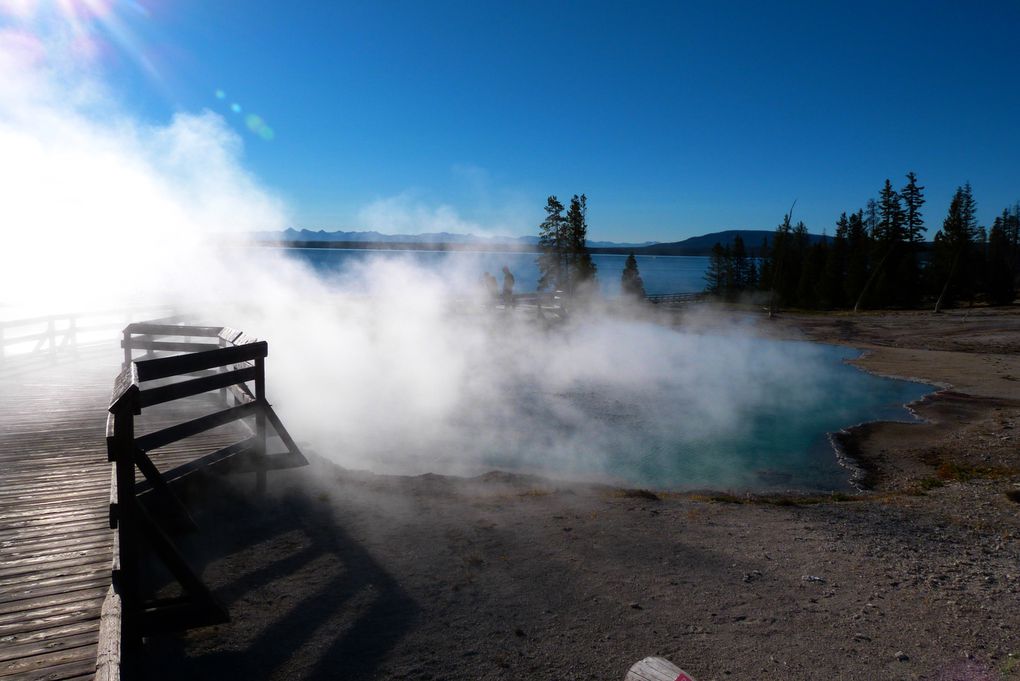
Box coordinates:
[483,271,499,307]
[501,265,515,308]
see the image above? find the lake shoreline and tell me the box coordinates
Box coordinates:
[140,306,1020,681]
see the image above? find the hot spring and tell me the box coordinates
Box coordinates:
[259,268,932,493]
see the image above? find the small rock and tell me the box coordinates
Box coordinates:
[895,651,909,662]
[630,602,643,610]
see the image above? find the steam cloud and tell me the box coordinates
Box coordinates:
[0,14,905,491]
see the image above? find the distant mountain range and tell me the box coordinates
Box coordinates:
[255,227,829,256]
[620,229,827,256]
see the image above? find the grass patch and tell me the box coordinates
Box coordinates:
[918,477,945,491]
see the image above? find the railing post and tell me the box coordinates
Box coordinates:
[68,315,77,353]
[218,336,229,404]
[122,329,131,367]
[111,398,139,648]
[47,319,55,358]
[254,356,267,494]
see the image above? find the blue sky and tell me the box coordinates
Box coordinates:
[23,1,1020,242]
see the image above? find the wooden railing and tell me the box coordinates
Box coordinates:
[101,322,307,676]
[0,307,176,367]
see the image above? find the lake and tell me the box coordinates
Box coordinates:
[278,247,711,296]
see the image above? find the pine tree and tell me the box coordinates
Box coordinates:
[536,196,567,291]
[705,243,727,295]
[876,180,906,243]
[767,215,793,314]
[864,199,880,238]
[868,179,906,306]
[757,237,771,292]
[901,171,926,243]
[783,220,810,306]
[766,211,799,314]
[822,214,849,308]
[798,234,826,309]
[854,181,906,310]
[731,234,748,292]
[898,172,926,307]
[986,212,1015,304]
[621,253,646,299]
[565,194,597,293]
[845,211,870,308]
[933,183,978,312]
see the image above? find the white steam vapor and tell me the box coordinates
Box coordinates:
[0,15,875,491]
[357,165,533,238]
[0,26,287,313]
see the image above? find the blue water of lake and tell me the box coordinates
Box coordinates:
[279,247,711,296]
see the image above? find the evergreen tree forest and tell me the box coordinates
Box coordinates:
[704,173,1020,311]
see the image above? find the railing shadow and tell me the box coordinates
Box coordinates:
[139,471,419,680]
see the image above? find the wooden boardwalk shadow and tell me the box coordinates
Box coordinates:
[138,471,419,681]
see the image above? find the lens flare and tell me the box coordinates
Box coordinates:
[245,113,274,141]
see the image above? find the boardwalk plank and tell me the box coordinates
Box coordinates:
[0,631,100,665]
[1,342,264,680]
[0,651,98,680]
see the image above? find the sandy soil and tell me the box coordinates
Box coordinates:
[139,306,1020,681]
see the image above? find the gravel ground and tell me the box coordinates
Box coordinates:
[138,306,1020,681]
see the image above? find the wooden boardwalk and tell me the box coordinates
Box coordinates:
[0,346,249,680]
[0,350,120,680]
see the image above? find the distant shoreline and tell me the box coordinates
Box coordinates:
[251,239,717,257]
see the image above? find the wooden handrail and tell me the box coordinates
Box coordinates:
[135,403,259,452]
[104,320,306,674]
[123,322,223,337]
[133,341,268,382]
[0,307,176,365]
[138,366,258,408]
